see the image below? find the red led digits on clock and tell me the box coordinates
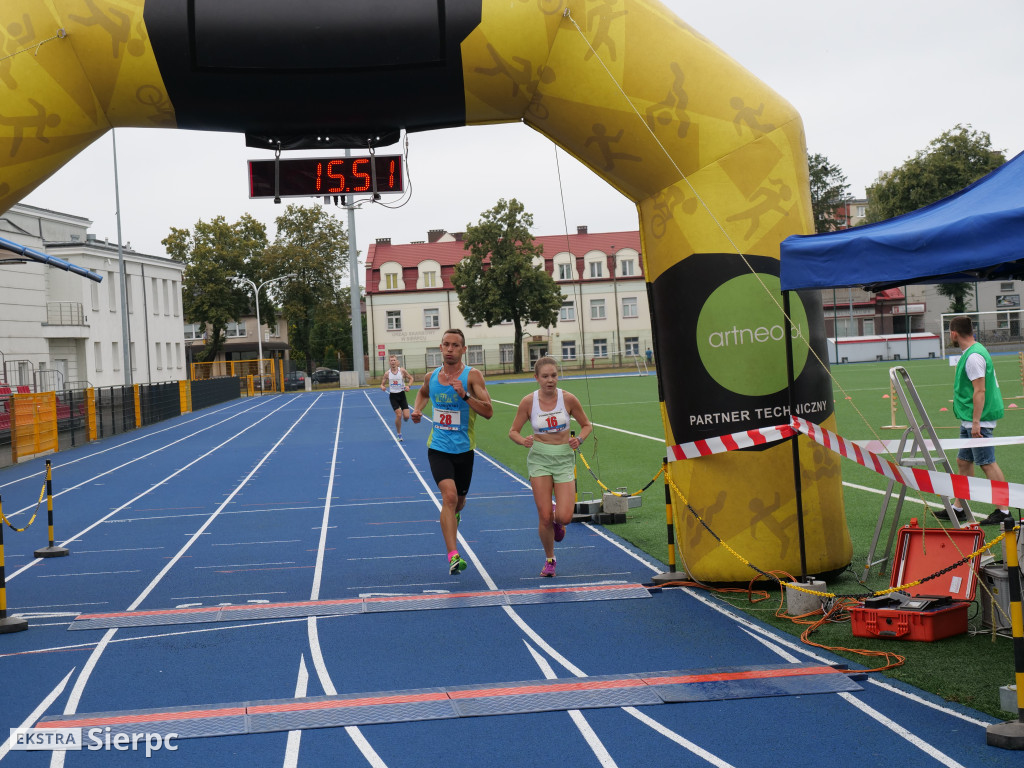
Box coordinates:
[326,160,347,193]
[387,160,396,190]
[351,158,371,192]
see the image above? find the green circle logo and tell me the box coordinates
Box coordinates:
[696,274,809,396]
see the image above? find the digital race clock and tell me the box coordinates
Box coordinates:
[248,155,404,199]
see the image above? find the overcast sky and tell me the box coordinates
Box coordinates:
[21,0,1024,272]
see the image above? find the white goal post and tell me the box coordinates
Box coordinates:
[939,309,1024,358]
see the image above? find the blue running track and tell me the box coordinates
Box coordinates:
[0,391,1015,767]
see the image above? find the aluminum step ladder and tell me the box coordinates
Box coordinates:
[863,366,975,579]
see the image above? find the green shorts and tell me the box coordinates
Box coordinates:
[527,440,575,484]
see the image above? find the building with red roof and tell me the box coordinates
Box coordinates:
[364,225,652,378]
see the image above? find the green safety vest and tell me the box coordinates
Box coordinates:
[953,342,1004,422]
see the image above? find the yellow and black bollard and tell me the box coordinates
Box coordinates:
[0,496,29,634]
[987,519,1024,749]
[651,458,683,585]
[34,460,69,559]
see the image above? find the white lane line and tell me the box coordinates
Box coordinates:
[523,640,619,768]
[282,655,309,768]
[346,533,435,539]
[72,547,165,554]
[346,553,435,561]
[620,708,739,768]
[212,540,302,547]
[2,398,271,518]
[49,394,323,767]
[193,562,296,569]
[6,398,296,583]
[306,393,390,768]
[0,398,259,493]
[0,668,76,762]
[170,592,287,600]
[36,570,142,578]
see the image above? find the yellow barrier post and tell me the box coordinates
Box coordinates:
[0,496,29,633]
[133,384,142,428]
[987,521,1024,748]
[86,387,97,441]
[651,458,682,585]
[33,460,69,559]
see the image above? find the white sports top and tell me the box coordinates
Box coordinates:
[530,388,569,434]
[387,368,406,393]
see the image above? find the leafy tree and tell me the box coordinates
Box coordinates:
[263,204,348,372]
[867,124,1005,311]
[453,198,563,374]
[867,124,1005,224]
[936,283,973,314]
[807,152,851,233]
[164,214,269,361]
[309,286,366,372]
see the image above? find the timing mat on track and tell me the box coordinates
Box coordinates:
[67,583,653,630]
[36,664,862,739]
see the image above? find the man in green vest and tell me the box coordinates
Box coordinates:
[945,315,1013,526]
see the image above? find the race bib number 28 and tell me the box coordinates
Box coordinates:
[435,408,462,430]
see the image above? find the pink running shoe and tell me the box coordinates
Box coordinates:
[540,558,556,577]
[553,522,566,542]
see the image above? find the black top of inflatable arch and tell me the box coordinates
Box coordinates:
[144,0,483,150]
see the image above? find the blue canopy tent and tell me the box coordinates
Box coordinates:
[780,150,1024,292]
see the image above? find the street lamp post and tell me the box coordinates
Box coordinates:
[235,274,294,384]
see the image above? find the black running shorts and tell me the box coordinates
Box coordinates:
[427,448,475,497]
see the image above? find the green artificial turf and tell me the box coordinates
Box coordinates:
[471,358,1022,719]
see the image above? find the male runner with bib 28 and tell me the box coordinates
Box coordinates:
[411,329,494,574]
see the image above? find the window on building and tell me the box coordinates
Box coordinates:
[107,271,116,311]
[621,296,638,318]
[175,342,182,368]
[593,338,608,358]
[166,342,172,371]
[620,259,636,276]
[590,298,606,320]
[423,271,437,288]
[386,310,402,331]
[125,275,133,314]
[172,281,180,316]
[90,280,99,312]
[94,342,102,372]
[130,342,137,371]
[589,261,603,278]
[467,345,484,365]
[499,344,514,363]
[384,273,398,290]
[1001,282,1015,292]
[424,308,440,329]
[856,205,867,217]
[225,321,246,338]
[184,322,203,341]
[156,342,163,370]
[151,277,159,315]
[426,349,442,367]
[558,263,573,280]
[561,340,576,361]
[625,336,640,356]
[162,279,170,315]
[560,301,575,322]
[112,341,120,371]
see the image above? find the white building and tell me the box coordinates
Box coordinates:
[0,204,186,390]
[364,226,652,379]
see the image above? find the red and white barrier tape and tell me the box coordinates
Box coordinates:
[790,415,1023,508]
[667,424,795,462]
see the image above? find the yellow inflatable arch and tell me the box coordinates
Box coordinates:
[0,0,850,582]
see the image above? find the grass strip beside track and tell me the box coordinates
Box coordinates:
[473,357,1024,719]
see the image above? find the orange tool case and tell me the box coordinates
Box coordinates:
[850,520,984,642]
